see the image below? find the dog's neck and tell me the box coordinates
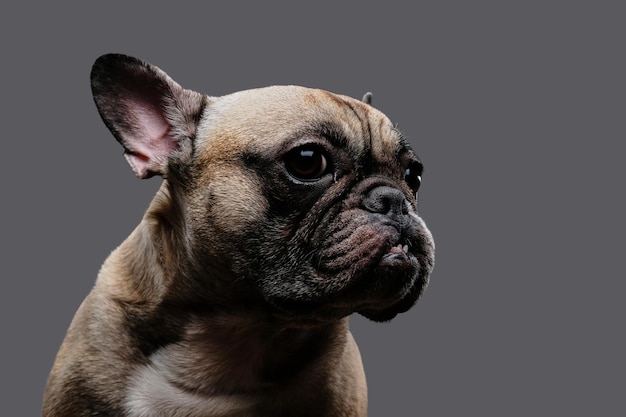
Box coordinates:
[98,181,201,303]
[148,315,350,393]
[123,312,357,416]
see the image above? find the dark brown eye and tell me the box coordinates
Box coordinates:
[404,161,423,195]
[284,145,330,182]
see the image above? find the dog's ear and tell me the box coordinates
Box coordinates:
[90,54,207,178]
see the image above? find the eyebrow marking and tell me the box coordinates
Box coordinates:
[341,98,372,166]
[317,123,349,148]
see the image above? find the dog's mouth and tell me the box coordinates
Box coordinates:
[254,203,433,323]
[381,242,412,266]
[313,225,421,293]
[258,228,428,323]
[368,235,421,288]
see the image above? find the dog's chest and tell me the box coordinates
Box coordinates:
[125,361,256,417]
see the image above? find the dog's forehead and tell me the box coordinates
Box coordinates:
[196,85,401,160]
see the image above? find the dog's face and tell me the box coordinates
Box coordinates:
[91,54,434,323]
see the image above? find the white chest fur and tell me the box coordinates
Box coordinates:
[125,350,256,417]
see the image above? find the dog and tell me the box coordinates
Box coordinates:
[42,54,435,417]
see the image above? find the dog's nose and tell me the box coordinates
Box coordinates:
[362,186,409,216]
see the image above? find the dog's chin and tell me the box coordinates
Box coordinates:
[351,249,427,322]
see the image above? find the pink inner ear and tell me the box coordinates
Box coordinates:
[121,98,177,178]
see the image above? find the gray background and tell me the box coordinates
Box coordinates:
[1,1,624,416]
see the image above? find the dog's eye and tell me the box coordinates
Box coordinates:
[284,145,330,182]
[404,161,422,196]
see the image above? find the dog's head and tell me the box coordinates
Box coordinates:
[91,54,434,323]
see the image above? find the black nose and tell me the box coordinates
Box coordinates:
[362,186,409,216]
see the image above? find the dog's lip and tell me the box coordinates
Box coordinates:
[379,243,414,267]
[387,243,409,256]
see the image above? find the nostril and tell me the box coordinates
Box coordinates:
[362,186,409,216]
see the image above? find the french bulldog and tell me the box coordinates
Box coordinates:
[42,54,435,417]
